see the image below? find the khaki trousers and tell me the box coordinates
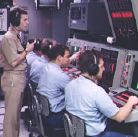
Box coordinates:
[1,71,26,137]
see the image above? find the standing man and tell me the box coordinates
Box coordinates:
[65,50,138,137]
[0,6,34,137]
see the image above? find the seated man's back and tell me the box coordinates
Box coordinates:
[37,62,70,112]
[30,56,48,84]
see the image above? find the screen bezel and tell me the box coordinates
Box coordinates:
[129,60,138,94]
[128,58,138,95]
[38,0,57,7]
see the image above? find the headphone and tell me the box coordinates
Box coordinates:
[87,54,99,76]
[9,7,27,27]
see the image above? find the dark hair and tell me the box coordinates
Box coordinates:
[45,38,58,46]
[9,6,28,27]
[48,44,70,60]
[79,50,100,76]
[41,38,52,55]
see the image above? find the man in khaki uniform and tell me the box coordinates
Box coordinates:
[0,7,34,137]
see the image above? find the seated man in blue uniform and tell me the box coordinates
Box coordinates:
[65,50,138,137]
[37,44,71,137]
[26,39,42,67]
[29,38,52,85]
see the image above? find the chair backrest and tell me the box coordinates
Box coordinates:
[30,80,38,92]
[27,83,45,136]
[36,92,50,117]
[64,112,85,137]
[28,83,34,96]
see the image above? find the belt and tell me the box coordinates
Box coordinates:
[50,109,66,115]
[4,70,26,74]
[86,129,106,137]
[4,70,24,71]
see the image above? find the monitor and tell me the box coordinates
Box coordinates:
[39,0,57,7]
[120,51,138,94]
[70,46,80,56]
[70,7,81,20]
[0,0,13,7]
[131,62,138,91]
[35,0,57,9]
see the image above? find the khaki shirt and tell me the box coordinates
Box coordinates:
[0,27,27,71]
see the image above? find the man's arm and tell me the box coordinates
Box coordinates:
[11,42,34,67]
[111,96,138,122]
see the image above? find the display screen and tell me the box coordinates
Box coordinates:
[100,48,118,87]
[0,0,13,6]
[39,0,56,6]
[71,7,81,20]
[131,62,138,91]
[70,46,80,56]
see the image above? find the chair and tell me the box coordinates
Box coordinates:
[64,112,85,137]
[36,92,66,137]
[25,83,65,137]
[25,83,46,137]
[36,92,50,117]
[30,80,38,92]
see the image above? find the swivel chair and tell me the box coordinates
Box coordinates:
[25,83,45,137]
[64,112,85,137]
[36,92,65,137]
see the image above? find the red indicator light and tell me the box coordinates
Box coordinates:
[111,11,133,18]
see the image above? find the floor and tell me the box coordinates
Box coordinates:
[0,100,30,137]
